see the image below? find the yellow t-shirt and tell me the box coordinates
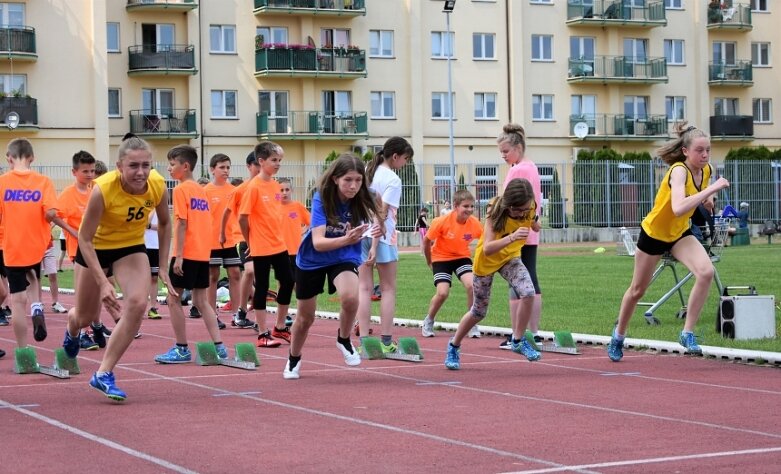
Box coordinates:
[472,208,536,276]
[93,169,166,250]
[641,163,711,242]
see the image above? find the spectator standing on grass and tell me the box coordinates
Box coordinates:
[440,201,451,216]
[278,176,311,328]
[415,207,429,254]
[607,123,730,362]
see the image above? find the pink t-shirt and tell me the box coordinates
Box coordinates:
[503,160,542,246]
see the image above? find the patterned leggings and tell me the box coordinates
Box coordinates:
[470,257,535,320]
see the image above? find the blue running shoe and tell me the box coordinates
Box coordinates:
[154,345,192,364]
[90,323,106,348]
[444,339,461,370]
[607,337,624,362]
[32,308,47,342]
[679,332,702,355]
[89,372,126,401]
[63,330,80,359]
[511,339,541,362]
[216,344,228,359]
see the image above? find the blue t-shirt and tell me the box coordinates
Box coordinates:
[296,191,363,270]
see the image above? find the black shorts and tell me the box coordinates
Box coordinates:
[146,248,159,275]
[6,263,41,294]
[0,250,5,278]
[210,247,242,268]
[288,254,298,281]
[60,239,66,252]
[432,257,473,287]
[636,228,694,256]
[237,242,250,265]
[75,244,147,273]
[169,258,210,290]
[295,262,358,300]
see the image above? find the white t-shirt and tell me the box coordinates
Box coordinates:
[370,165,402,247]
[144,211,159,250]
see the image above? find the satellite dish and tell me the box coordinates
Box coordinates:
[5,111,19,130]
[573,121,589,139]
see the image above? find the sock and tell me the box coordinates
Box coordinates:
[613,328,625,341]
[449,341,460,349]
[381,335,393,345]
[288,353,301,370]
[424,315,431,322]
[91,322,104,329]
[30,302,43,315]
[176,343,189,350]
[512,338,522,344]
[213,341,223,347]
[96,371,110,377]
[337,334,353,354]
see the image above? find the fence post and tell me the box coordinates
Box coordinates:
[605,161,611,227]
[561,163,568,228]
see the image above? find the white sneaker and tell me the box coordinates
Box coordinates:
[421,317,435,337]
[336,341,362,366]
[283,359,300,379]
[52,302,67,314]
[468,325,481,338]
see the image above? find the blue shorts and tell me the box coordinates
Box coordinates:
[361,238,398,264]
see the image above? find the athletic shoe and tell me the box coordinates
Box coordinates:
[445,340,461,370]
[32,308,47,342]
[271,326,291,343]
[51,302,67,314]
[283,359,300,380]
[421,317,435,337]
[0,308,8,326]
[62,330,80,358]
[217,317,226,330]
[188,306,201,318]
[232,312,254,329]
[607,337,624,362]
[79,332,99,351]
[220,301,232,312]
[381,341,397,354]
[499,335,512,350]
[89,372,126,402]
[91,323,107,348]
[0,348,4,358]
[679,332,702,355]
[134,332,142,339]
[511,339,541,362]
[256,331,281,348]
[216,344,228,360]
[353,323,372,337]
[154,346,192,364]
[468,325,481,338]
[147,307,161,319]
[285,315,294,327]
[100,325,113,337]
[252,323,259,333]
[336,338,361,366]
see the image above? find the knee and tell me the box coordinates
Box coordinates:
[340,293,359,312]
[627,284,646,301]
[435,287,450,300]
[124,294,147,315]
[695,265,714,282]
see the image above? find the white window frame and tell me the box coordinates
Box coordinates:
[369,30,394,58]
[431,31,454,59]
[108,88,121,118]
[433,164,452,203]
[210,25,236,54]
[370,91,395,119]
[0,74,24,95]
[257,26,288,47]
[475,165,498,203]
[432,92,455,119]
[571,95,596,117]
[142,88,174,116]
[0,3,24,26]
[713,41,737,66]
[714,97,739,116]
[753,98,772,123]
[532,94,554,121]
[530,0,552,4]
[211,90,237,119]
[664,39,685,65]
[258,90,288,119]
[474,92,497,120]
[107,22,120,53]
[665,0,683,9]
[665,96,686,121]
[531,35,553,62]
[472,33,495,60]
[751,0,768,12]
[751,42,770,67]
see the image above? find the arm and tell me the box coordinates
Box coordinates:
[670,167,729,217]
[154,194,177,297]
[172,217,187,276]
[422,236,433,267]
[219,206,232,247]
[482,218,529,257]
[311,223,369,252]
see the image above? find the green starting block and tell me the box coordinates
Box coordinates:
[526,330,580,355]
[195,342,258,370]
[14,347,72,379]
[360,336,423,362]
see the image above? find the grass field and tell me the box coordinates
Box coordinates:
[48,242,781,352]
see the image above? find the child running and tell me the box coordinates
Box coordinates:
[444,178,542,370]
[421,189,483,338]
[607,123,729,361]
[283,154,379,379]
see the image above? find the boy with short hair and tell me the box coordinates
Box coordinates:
[278,177,310,329]
[155,145,227,363]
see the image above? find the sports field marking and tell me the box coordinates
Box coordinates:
[0,397,197,474]
[0,403,39,409]
[212,391,262,397]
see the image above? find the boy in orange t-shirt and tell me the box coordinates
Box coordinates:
[421,190,483,338]
[278,177,310,326]
[154,145,227,363]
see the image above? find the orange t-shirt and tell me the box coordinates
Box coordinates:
[280,200,310,255]
[172,180,212,262]
[426,212,483,262]
[57,183,91,259]
[228,180,251,243]
[204,181,238,249]
[0,169,58,266]
[239,177,285,257]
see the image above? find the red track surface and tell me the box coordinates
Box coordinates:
[1,293,780,473]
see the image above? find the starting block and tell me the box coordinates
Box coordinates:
[526,331,580,355]
[195,342,259,370]
[14,347,75,379]
[360,336,423,362]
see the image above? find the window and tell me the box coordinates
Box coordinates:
[530,0,552,3]
[141,23,174,52]
[369,30,393,57]
[624,96,648,118]
[713,42,737,65]
[753,99,771,123]
[259,91,288,133]
[571,95,596,117]
[752,43,770,66]
[321,90,353,133]
[107,23,120,53]
[473,33,495,60]
[474,93,497,119]
[257,27,288,46]
[751,0,768,12]
[210,25,236,53]
[211,90,237,118]
[0,3,24,26]
[0,74,25,95]
[321,28,350,48]
[108,89,121,117]
[623,38,648,63]
[665,0,682,8]
[431,31,454,58]
[370,91,395,119]
[142,88,174,116]
[432,92,454,118]
[714,97,739,116]
[532,94,553,121]
[531,35,553,61]
[665,96,686,121]
[475,166,497,203]
[664,39,685,65]
[433,165,452,203]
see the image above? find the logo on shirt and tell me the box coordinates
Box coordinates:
[190,198,209,211]
[4,189,42,202]
[288,211,298,219]
[463,234,473,241]
[144,200,153,207]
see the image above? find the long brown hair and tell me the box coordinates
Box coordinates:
[319,154,378,227]
[366,136,414,183]
[655,122,709,165]
[486,178,535,233]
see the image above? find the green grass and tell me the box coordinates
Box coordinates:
[48,242,781,352]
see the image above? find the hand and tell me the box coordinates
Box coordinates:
[703,199,715,213]
[99,280,121,321]
[531,220,542,233]
[346,223,368,244]
[219,233,226,247]
[510,227,530,242]
[364,248,376,267]
[173,257,184,276]
[159,273,179,300]
[713,176,730,191]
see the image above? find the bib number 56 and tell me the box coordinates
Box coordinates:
[126,207,146,222]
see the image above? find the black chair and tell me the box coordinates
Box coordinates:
[760,220,777,244]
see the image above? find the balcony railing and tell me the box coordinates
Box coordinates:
[126,0,198,11]
[710,115,754,140]
[568,56,667,83]
[254,0,365,16]
[0,97,38,129]
[0,26,36,60]
[255,46,366,77]
[256,110,368,139]
[566,0,666,27]
[129,109,198,138]
[569,114,668,140]
[708,60,753,86]
[707,3,751,30]
[128,45,197,75]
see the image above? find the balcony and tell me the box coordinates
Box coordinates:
[0,26,36,61]
[0,96,38,131]
[129,109,198,139]
[126,0,198,12]
[254,0,365,17]
[568,56,667,84]
[707,3,752,30]
[128,45,197,76]
[566,0,666,28]
[708,61,753,87]
[709,115,754,141]
[569,114,668,141]
[255,45,366,78]
[256,110,368,140]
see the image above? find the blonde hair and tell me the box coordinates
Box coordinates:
[655,122,709,165]
[497,123,526,152]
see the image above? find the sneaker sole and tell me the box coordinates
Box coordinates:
[154,358,191,364]
[90,384,126,402]
[257,341,282,348]
[32,314,47,342]
[283,371,300,380]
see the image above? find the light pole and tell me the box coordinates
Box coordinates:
[444,0,456,202]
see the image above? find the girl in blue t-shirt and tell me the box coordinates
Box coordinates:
[283,154,380,380]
